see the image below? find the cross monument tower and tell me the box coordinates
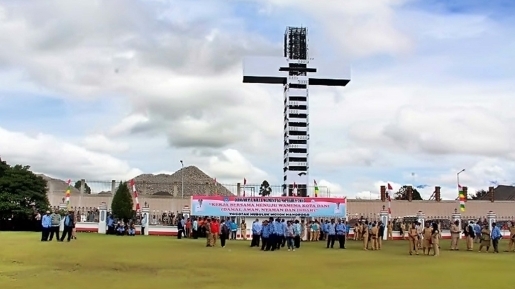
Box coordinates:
[243,27,350,197]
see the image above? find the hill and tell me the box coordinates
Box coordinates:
[38,174,80,196]
[133,166,234,196]
[41,166,234,197]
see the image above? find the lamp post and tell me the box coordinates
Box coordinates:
[180,160,184,199]
[457,169,465,187]
[457,169,465,209]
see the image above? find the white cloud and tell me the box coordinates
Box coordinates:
[0,126,142,180]
[205,149,268,183]
[318,179,344,196]
[313,148,376,168]
[83,134,129,154]
[260,0,413,58]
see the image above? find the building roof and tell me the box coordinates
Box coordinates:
[479,185,515,201]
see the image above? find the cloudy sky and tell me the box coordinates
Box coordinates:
[1,0,514,199]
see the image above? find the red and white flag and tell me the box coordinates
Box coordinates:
[130,179,141,211]
[292,182,298,196]
[243,178,247,197]
[386,183,393,218]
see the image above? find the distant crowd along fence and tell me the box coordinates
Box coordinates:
[47,180,332,198]
[57,198,515,239]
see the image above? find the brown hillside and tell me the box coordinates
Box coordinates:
[133,166,234,197]
[38,174,80,195]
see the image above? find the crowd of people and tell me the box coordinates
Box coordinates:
[38,209,515,255]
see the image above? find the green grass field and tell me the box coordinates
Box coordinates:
[0,233,513,289]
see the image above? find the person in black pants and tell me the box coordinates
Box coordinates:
[336,219,346,249]
[326,219,336,249]
[261,220,270,251]
[220,220,229,247]
[41,211,51,241]
[293,220,302,249]
[60,212,74,242]
[266,218,277,251]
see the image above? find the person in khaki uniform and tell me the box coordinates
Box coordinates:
[402,222,408,240]
[450,220,460,250]
[387,221,393,240]
[205,219,212,247]
[508,222,515,252]
[408,223,419,255]
[478,224,491,252]
[370,223,379,250]
[422,222,433,255]
[240,220,247,240]
[362,221,369,250]
[354,223,360,241]
[416,222,423,249]
[431,223,440,256]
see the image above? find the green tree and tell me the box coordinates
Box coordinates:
[111,181,133,221]
[0,158,49,220]
[471,189,487,200]
[394,185,423,200]
[259,180,271,196]
[74,180,92,194]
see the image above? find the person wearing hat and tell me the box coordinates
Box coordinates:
[41,210,52,241]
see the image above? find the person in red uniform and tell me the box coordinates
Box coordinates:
[210,219,220,247]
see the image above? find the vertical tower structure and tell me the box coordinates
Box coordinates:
[243,27,350,197]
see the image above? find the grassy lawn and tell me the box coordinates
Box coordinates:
[0,233,513,289]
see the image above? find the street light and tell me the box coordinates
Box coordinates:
[456,169,465,208]
[180,160,184,199]
[457,169,465,187]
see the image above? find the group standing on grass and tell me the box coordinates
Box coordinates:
[40,209,77,242]
[39,210,515,256]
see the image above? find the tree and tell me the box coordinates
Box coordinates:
[394,185,423,200]
[74,180,92,194]
[0,158,49,221]
[471,189,487,200]
[259,180,272,196]
[111,181,133,221]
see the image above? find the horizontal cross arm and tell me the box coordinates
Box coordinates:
[308,58,350,87]
[243,56,287,85]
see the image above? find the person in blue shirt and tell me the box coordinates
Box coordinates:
[60,211,75,242]
[107,214,115,235]
[41,210,52,242]
[251,219,262,248]
[274,218,285,250]
[336,219,347,249]
[265,217,277,251]
[280,219,287,248]
[116,222,125,235]
[473,222,481,243]
[229,219,238,240]
[293,220,302,249]
[326,219,337,248]
[490,222,502,253]
[261,220,270,251]
[128,223,136,236]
